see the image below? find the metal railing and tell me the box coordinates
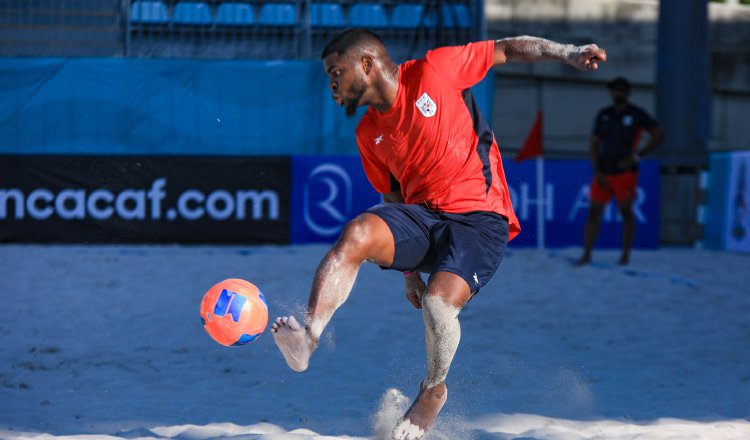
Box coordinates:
[126,0,477,61]
[0,0,124,57]
[1,0,479,60]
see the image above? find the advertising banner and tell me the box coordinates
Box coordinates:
[0,156,290,244]
[291,155,382,244]
[504,159,660,249]
[704,151,750,253]
[725,152,750,252]
[1,155,659,248]
[289,156,660,249]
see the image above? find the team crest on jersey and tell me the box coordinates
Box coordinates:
[416,92,437,118]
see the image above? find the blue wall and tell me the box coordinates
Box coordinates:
[0,58,493,156]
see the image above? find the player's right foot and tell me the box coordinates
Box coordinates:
[575,255,591,266]
[391,382,447,440]
[270,316,317,372]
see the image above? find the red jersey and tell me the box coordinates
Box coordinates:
[355,40,520,241]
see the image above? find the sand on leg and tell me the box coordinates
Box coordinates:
[392,271,470,439]
[270,316,316,372]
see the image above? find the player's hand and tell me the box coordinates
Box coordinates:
[404,272,426,309]
[570,44,606,71]
[617,155,638,169]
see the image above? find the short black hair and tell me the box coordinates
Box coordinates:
[607,76,631,90]
[321,29,385,59]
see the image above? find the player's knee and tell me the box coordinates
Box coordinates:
[335,216,376,260]
[619,205,635,222]
[589,202,605,218]
[422,294,460,322]
[424,272,473,309]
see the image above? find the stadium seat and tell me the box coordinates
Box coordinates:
[258,3,298,26]
[130,1,169,24]
[450,4,472,29]
[172,2,212,26]
[424,4,472,29]
[348,3,388,28]
[391,4,425,29]
[216,3,255,26]
[311,3,345,28]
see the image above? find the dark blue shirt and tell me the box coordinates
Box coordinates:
[593,103,657,175]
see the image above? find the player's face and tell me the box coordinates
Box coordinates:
[610,86,629,105]
[324,52,368,117]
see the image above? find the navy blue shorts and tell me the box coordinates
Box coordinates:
[367,203,509,294]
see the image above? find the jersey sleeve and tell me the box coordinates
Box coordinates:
[424,40,495,90]
[355,128,391,194]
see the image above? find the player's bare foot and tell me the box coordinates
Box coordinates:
[391,382,447,440]
[270,316,317,372]
[575,255,591,266]
[618,254,630,266]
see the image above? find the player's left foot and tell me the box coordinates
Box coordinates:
[617,254,630,266]
[391,382,447,440]
[270,316,317,372]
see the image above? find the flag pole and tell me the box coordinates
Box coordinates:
[514,84,546,249]
[537,155,545,249]
[536,82,545,249]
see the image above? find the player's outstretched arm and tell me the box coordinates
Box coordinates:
[494,36,606,71]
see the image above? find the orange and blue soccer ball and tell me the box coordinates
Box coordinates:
[200,279,268,346]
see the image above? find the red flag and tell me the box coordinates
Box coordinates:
[515,111,544,162]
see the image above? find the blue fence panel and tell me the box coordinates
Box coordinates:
[0,58,363,155]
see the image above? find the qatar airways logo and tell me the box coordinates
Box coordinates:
[506,182,648,223]
[303,163,353,237]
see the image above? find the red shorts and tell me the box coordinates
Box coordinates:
[590,171,638,204]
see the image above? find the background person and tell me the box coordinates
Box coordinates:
[577,77,664,266]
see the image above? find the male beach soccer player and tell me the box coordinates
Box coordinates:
[271,30,606,439]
